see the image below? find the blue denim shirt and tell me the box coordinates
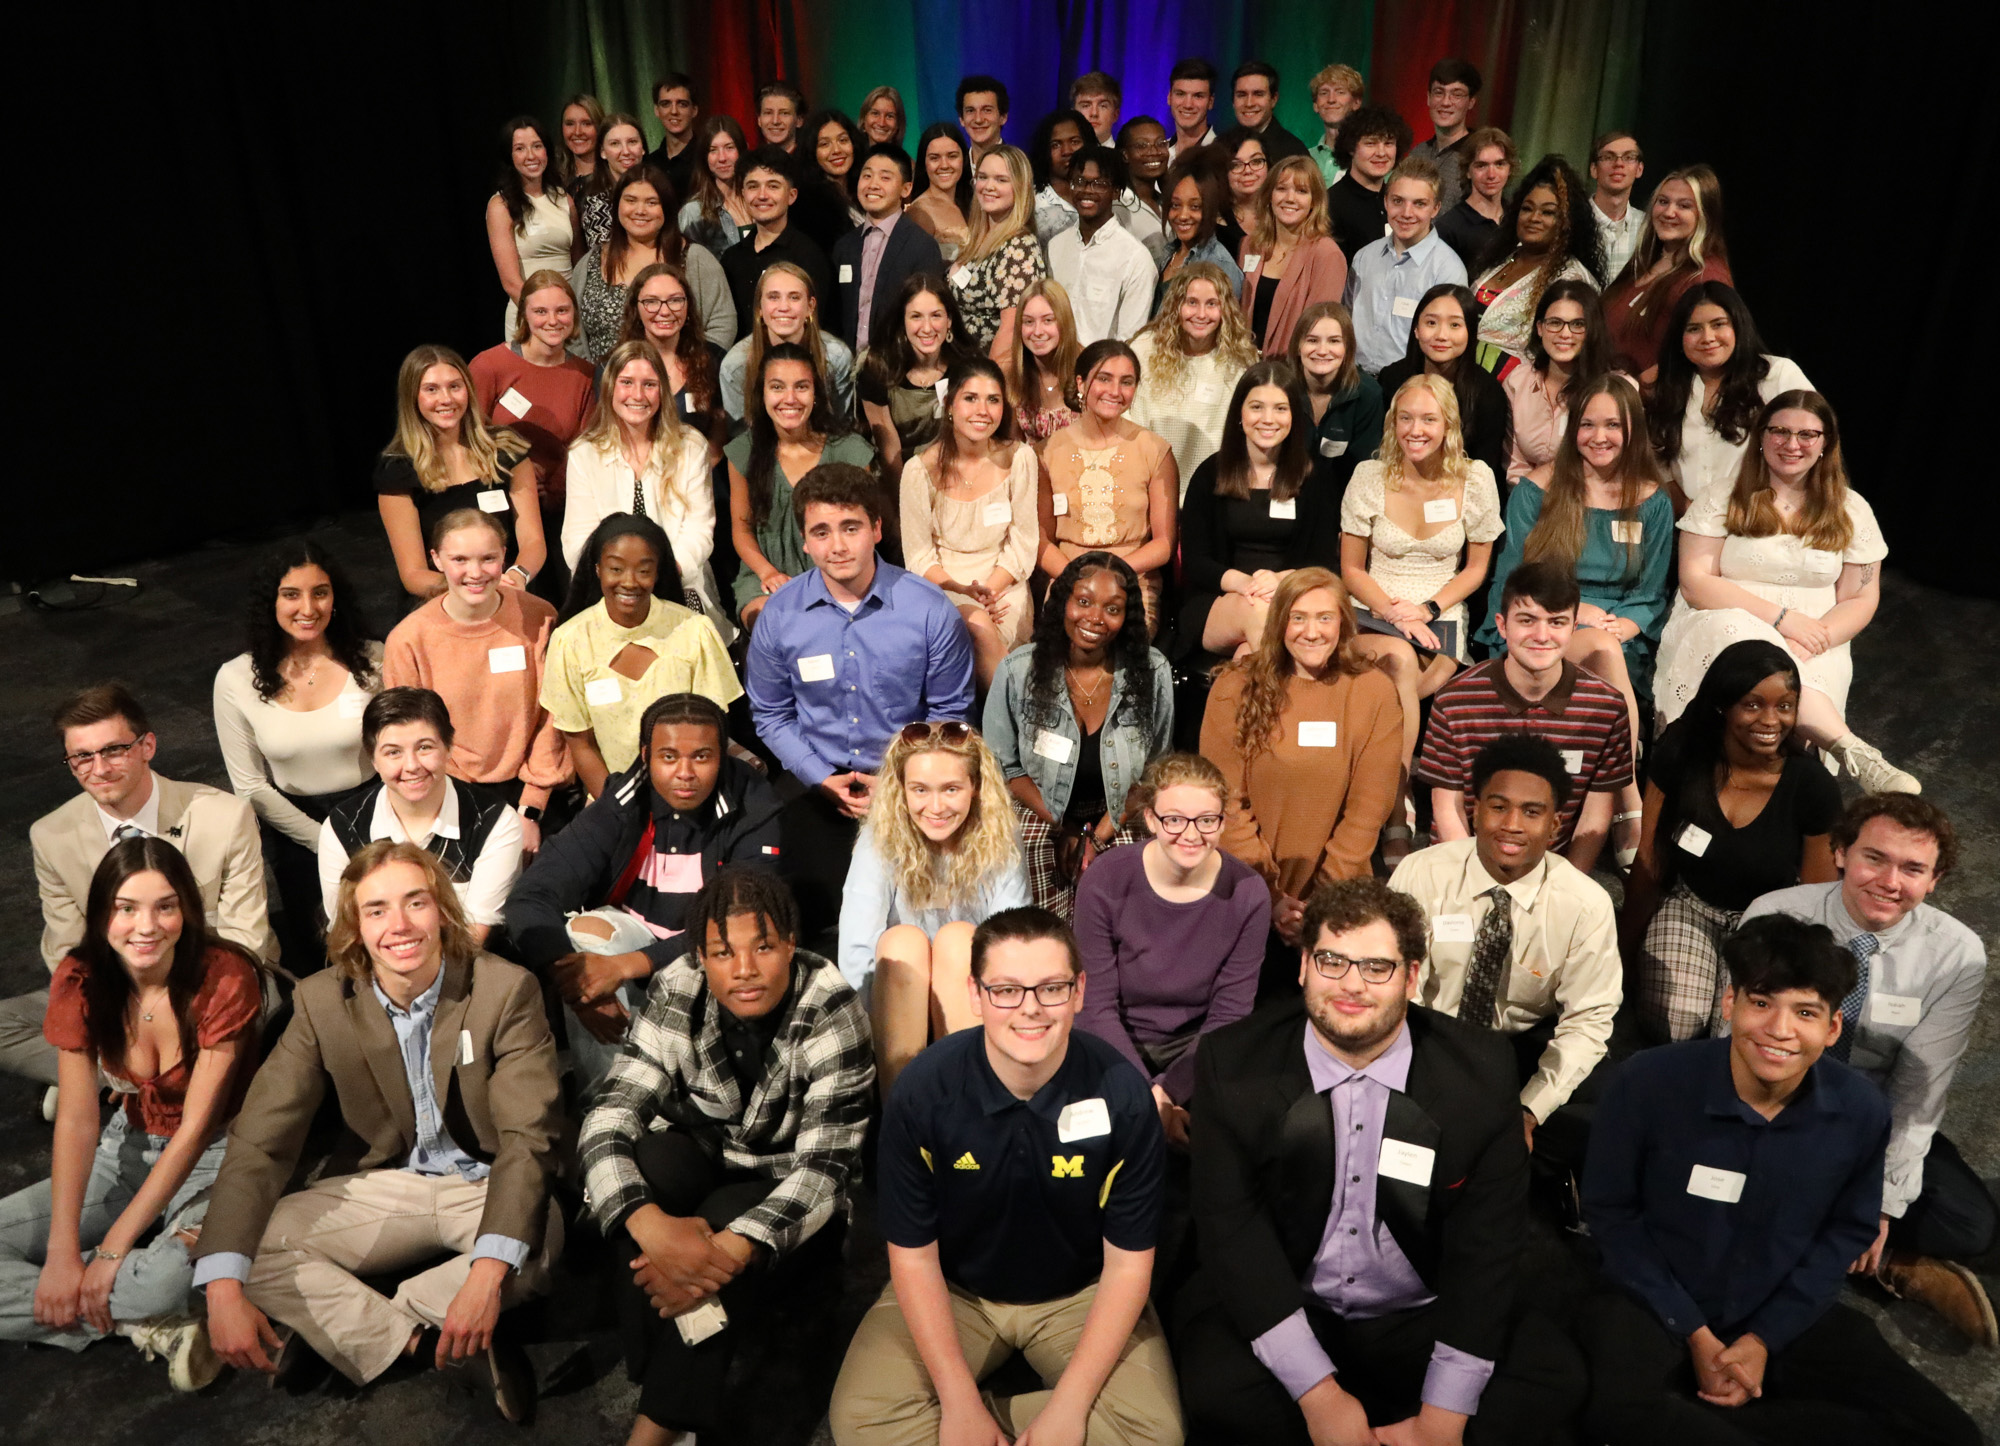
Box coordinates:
[982,644,1175,824]
[1161,235,1245,301]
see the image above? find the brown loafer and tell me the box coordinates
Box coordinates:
[1878,1251,1999,1348]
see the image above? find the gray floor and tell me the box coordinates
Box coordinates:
[0,511,1994,1443]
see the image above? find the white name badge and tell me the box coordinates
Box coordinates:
[1677,823,1712,857]
[496,386,532,419]
[1610,520,1643,544]
[1562,748,1586,774]
[1687,1164,1746,1204]
[1058,1097,1112,1142]
[477,490,511,514]
[1195,382,1222,403]
[675,1297,729,1345]
[585,676,623,706]
[1298,720,1339,748]
[1033,728,1076,763]
[934,377,951,401]
[1319,437,1348,458]
[798,653,836,682]
[838,263,854,283]
[949,264,973,287]
[337,692,369,719]
[457,1029,475,1066]
[1269,497,1298,519]
[1870,993,1922,1027]
[1432,913,1476,943]
[487,645,527,674]
[680,392,696,414]
[1052,493,1070,515]
[1422,498,1458,524]
[1391,295,1418,319]
[1378,1138,1436,1188]
[1242,253,1261,273]
[983,500,1012,526]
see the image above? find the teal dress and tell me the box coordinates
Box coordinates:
[1478,481,1675,698]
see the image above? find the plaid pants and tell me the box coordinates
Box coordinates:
[1018,808,1138,921]
[1637,883,1739,1042]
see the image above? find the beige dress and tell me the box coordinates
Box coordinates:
[900,443,1041,646]
[1043,422,1173,632]
[1340,459,1504,662]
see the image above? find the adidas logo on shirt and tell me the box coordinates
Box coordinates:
[953,1152,980,1170]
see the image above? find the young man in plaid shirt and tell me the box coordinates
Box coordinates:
[579,867,874,1446]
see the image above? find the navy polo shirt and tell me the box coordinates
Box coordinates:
[877,1026,1165,1304]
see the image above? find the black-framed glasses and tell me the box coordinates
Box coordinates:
[1228,156,1267,173]
[1153,811,1223,837]
[977,977,1079,1009]
[64,738,141,773]
[637,295,688,313]
[1072,174,1114,192]
[1309,949,1403,983]
[1764,426,1825,446]
[1595,149,1643,165]
[1537,317,1588,335]
[899,720,971,746]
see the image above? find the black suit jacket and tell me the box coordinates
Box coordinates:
[830,213,945,352]
[1190,998,1527,1363]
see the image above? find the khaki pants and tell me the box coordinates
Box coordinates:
[244,1169,559,1385]
[828,1278,1183,1446]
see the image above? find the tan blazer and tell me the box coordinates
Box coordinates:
[31,772,279,972]
[193,950,563,1261]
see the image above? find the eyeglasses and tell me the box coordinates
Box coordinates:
[1309,950,1404,983]
[1763,426,1825,446]
[1228,157,1268,173]
[1537,317,1589,335]
[1152,811,1223,836]
[637,295,688,313]
[1072,175,1114,192]
[1428,84,1473,100]
[1595,149,1643,165]
[64,738,141,773]
[977,977,1079,1008]
[899,719,972,746]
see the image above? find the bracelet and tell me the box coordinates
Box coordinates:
[506,564,532,583]
[1773,607,1788,629]
[93,1248,124,1262]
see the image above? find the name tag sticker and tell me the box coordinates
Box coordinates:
[496,386,532,419]
[1319,437,1348,458]
[1033,728,1076,764]
[1195,382,1222,403]
[1677,823,1712,857]
[1378,1138,1435,1188]
[1391,295,1418,319]
[1298,720,1339,748]
[1269,497,1298,519]
[1052,493,1070,515]
[1058,1097,1112,1143]
[1610,520,1643,544]
[1870,993,1922,1027]
[982,500,1012,526]
[457,1029,475,1066]
[584,676,623,706]
[1432,913,1475,943]
[1687,1164,1746,1204]
[949,264,973,287]
[675,1297,729,1345]
[1242,253,1261,273]
[487,645,527,674]
[477,490,511,514]
[1422,498,1458,524]
[798,653,836,682]
[680,392,696,414]
[838,263,854,283]
[337,693,369,719]
[1562,748,1586,774]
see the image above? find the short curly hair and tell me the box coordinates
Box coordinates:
[1301,878,1427,965]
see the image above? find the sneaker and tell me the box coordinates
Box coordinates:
[1830,736,1921,794]
[41,1086,58,1122]
[119,1315,223,1392]
[1879,1252,1999,1348]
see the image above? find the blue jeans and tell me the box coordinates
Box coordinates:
[0,1110,229,1347]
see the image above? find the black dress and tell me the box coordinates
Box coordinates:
[1175,454,1343,656]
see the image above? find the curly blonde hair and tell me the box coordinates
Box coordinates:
[325,841,479,983]
[1378,373,1473,490]
[1226,567,1372,761]
[386,345,527,494]
[1132,262,1259,398]
[869,723,1021,912]
[1126,751,1228,825]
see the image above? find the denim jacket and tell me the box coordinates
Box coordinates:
[982,644,1175,824]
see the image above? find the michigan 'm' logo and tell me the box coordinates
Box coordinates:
[1051,1155,1084,1178]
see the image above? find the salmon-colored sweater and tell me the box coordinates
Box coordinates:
[383,591,572,809]
[1200,663,1402,899]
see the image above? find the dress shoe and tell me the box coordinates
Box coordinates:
[1878,1250,1998,1347]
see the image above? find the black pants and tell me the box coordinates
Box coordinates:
[267,786,358,974]
[1174,1271,1585,1445]
[777,781,860,953]
[1886,1130,1999,1261]
[618,1129,843,1434]
[1505,1014,1627,1177]
[1577,1287,1979,1446]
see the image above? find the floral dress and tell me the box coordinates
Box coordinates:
[949,232,1047,352]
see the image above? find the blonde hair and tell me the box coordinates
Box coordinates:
[1008,278,1082,411]
[1724,390,1854,553]
[1132,263,1259,397]
[738,261,833,417]
[869,724,1021,912]
[579,338,700,501]
[1379,374,1473,489]
[1621,163,1727,314]
[1309,64,1365,102]
[858,86,907,144]
[961,145,1036,264]
[387,344,527,494]
[1248,156,1332,256]
[1524,375,1667,578]
[1128,751,1228,824]
[325,841,479,983]
[509,269,579,346]
[1226,568,1371,761]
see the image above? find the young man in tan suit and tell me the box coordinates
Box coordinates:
[192,841,563,1420]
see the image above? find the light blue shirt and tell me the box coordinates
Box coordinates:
[836,828,1031,1000]
[1345,229,1468,375]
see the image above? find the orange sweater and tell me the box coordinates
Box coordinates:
[1200,664,1402,899]
[382,591,573,809]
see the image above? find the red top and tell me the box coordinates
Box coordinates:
[44,945,261,1138]
[1601,255,1733,378]
[467,344,598,503]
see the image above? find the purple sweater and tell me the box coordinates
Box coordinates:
[1073,842,1272,1103]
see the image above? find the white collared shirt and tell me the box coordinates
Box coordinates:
[1045,217,1159,344]
[97,779,162,843]
[316,783,524,927]
[1168,126,1215,162]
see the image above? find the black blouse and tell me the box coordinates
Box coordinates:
[373,445,528,561]
[1651,727,1843,912]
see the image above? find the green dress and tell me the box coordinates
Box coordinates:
[725,430,879,612]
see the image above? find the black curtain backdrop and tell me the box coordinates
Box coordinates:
[21,4,1994,594]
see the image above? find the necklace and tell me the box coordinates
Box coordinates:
[283,653,323,691]
[1065,665,1108,706]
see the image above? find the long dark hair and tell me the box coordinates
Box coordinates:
[859,272,975,400]
[1213,360,1313,502]
[805,108,865,203]
[929,357,1022,487]
[495,114,557,233]
[1648,281,1770,464]
[558,511,681,625]
[74,837,254,1072]
[745,343,842,532]
[605,164,685,280]
[1397,283,1499,460]
[1025,552,1154,742]
[616,261,717,419]
[912,122,975,215]
[1656,639,1805,869]
[1524,279,1611,410]
[246,541,378,701]
[1470,154,1604,287]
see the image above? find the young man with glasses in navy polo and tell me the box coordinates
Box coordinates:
[828,906,1182,1446]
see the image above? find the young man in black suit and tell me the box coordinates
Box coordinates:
[1176,877,1585,1445]
[830,143,943,354]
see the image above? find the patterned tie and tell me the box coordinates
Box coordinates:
[631,474,648,519]
[112,824,144,843]
[1829,933,1877,1062]
[1458,886,1513,1029]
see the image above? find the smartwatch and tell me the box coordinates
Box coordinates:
[1423,600,1441,621]
[520,803,546,823]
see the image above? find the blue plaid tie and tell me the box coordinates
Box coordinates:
[1829,933,1877,1062]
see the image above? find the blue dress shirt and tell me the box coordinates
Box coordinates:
[1345,229,1469,375]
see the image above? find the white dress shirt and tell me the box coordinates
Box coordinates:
[562,431,729,637]
[316,784,524,927]
[1046,218,1159,344]
[96,783,162,842]
[1592,197,1644,283]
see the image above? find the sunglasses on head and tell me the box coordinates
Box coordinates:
[899,720,972,746]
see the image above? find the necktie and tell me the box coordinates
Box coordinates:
[1829,933,1877,1062]
[112,824,144,842]
[631,473,648,519]
[1458,886,1512,1029]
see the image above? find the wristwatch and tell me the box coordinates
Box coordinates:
[520,803,546,823]
[1422,600,1441,621]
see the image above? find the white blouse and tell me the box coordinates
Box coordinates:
[213,644,382,848]
[562,430,731,639]
[1670,355,1813,499]
[1128,334,1248,501]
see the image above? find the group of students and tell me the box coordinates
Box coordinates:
[1,44,1989,1446]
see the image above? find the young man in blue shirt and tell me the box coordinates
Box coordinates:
[1346,153,1468,374]
[1580,913,1978,1445]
